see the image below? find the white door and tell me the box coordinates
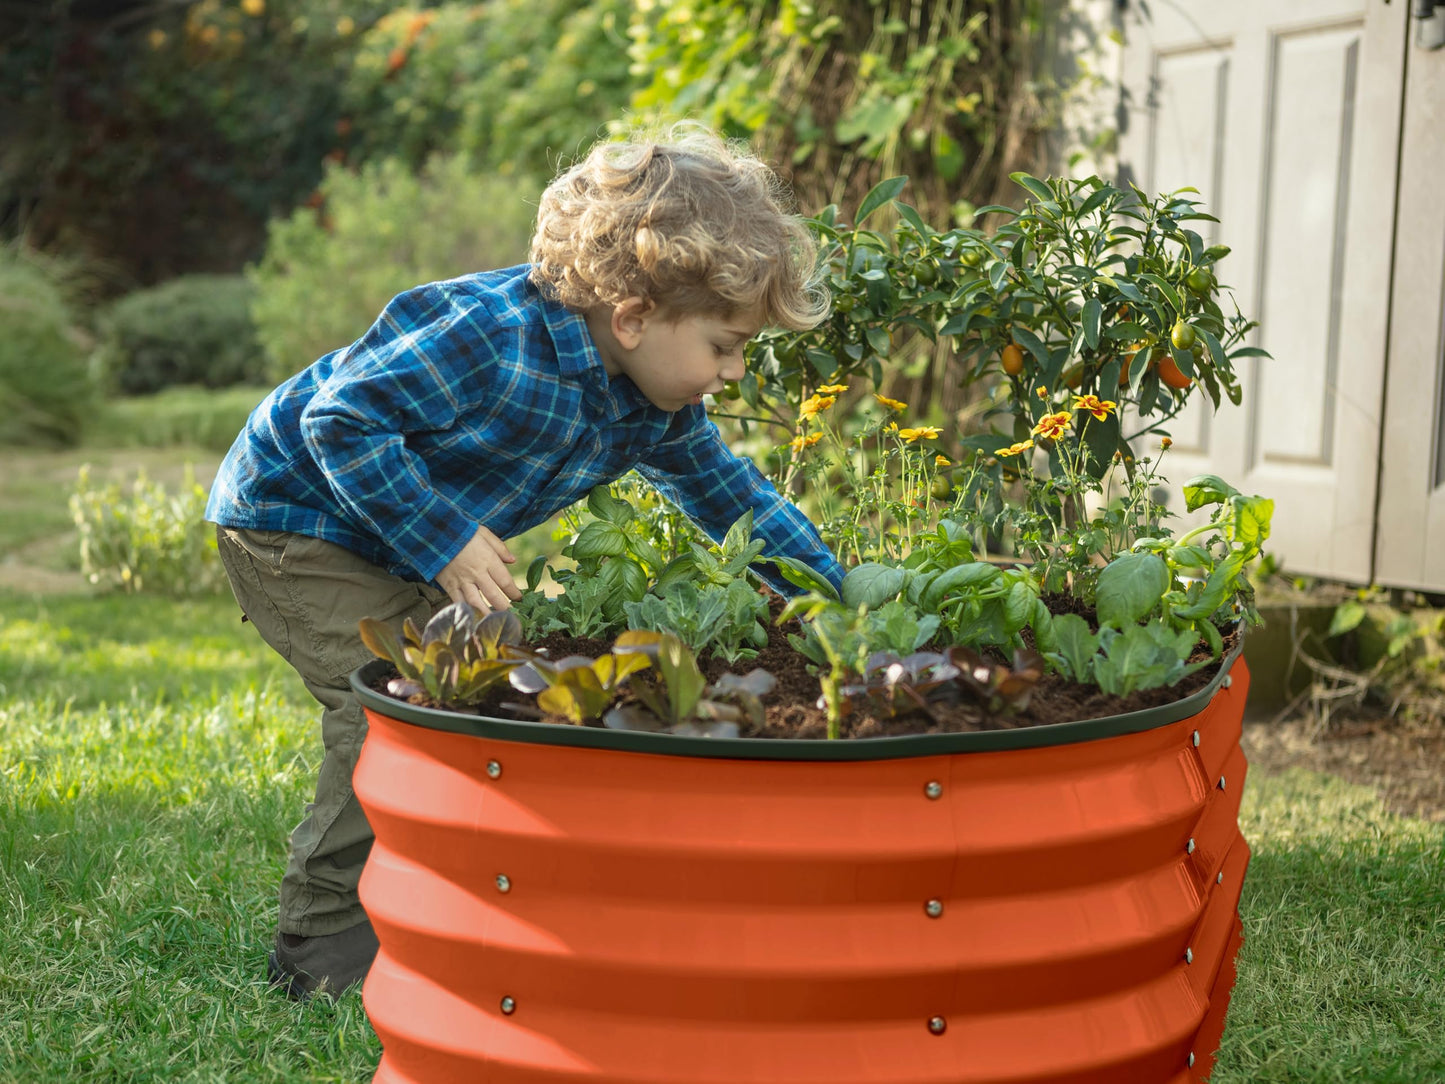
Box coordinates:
[1118,0,1409,582]
[1373,15,1445,591]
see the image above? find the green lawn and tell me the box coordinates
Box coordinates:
[1,586,1442,1082]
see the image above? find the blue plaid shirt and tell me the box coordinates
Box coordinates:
[206,265,843,596]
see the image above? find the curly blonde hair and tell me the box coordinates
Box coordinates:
[529,123,828,330]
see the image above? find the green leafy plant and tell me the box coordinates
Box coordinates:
[358,603,524,707]
[1046,615,1207,697]
[507,641,652,725]
[0,248,95,448]
[623,579,769,665]
[604,630,777,738]
[69,465,223,596]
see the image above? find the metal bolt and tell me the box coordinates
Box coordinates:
[1223,674,1233,689]
[1187,838,1196,854]
[1218,775,1227,791]
[1185,947,1194,964]
[927,1016,947,1035]
[500,996,516,1014]
[1192,730,1200,747]
[496,874,511,894]
[1188,1051,1196,1067]
[1217,871,1225,884]
[924,781,943,800]
[486,760,502,779]
[925,899,944,918]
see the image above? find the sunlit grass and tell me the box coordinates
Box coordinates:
[0,589,1441,1081]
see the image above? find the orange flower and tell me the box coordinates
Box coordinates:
[788,432,823,452]
[897,426,942,442]
[799,394,837,420]
[1035,385,1048,400]
[998,439,1035,458]
[1030,411,1072,440]
[1160,436,1173,450]
[1071,394,1117,420]
[874,394,907,412]
[817,383,850,395]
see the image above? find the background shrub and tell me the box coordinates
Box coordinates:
[0,248,95,447]
[84,385,270,454]
[95,274,268,395]
[249,154,534,381]
[69,464,224,595]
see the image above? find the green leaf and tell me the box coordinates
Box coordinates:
[1328,601,1368,638]
[722,510,755,559]
[586,486,634,525]
[894,201,931,237]
[855,176,909,227]
[1082,298,1102,350]
[919,562,999,613]
[1096,551,1170,628]
[764,556,841,601]
[841,563,907,609]
[358,617,405,668]
[1050,613,1098,682]
[571,520,627,560]
[1010,171,1053,204]
[1182,474,1238,513]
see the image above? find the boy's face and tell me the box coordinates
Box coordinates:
[600,300,759,413]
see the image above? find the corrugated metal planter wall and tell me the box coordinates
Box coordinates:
[350,651,1251,1084]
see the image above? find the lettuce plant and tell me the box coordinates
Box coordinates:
[506,644,652,725]
[604,631,777,738]
[358,602,524,707]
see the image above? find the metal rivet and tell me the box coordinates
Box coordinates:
[924,781,943,800]
[486,760,502,779]
[1188,1051,1196,1067]
[1187,838,1196,854]
[925,899,944,918]
[500,996,516,1014]
[1185,947,1194,964]
[927,1016,947,1035]
[1218,775,1227,790]
[1223,674,1232,689]
[1217,871,1225,884]
[496,874,511,893]
[1192,730,1200,747]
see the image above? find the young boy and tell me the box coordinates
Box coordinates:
[207,124,845,999]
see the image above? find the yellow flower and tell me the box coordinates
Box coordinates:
[336,15,355,35]
[1035,385,1048,399]
[1071,394,1117,421]
[817,383,849,395]
[897,426,942,443]
[1031,411,1072,440]
[884,422,899,434]
[934,455,951,466]
[241,0,265,15]
[148,27,168,48]
[998,439,1035,458]
[799,394,837,420]
[1160,436,1173,450]
[789,432,823,452]
[874,393,907,412]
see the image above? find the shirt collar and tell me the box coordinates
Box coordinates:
[529,272,658,421]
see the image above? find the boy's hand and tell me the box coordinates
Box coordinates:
[436,525,522,612]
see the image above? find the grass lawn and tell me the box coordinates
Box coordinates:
[1,586,1441,1082]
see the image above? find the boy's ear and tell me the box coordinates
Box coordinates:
[611,297,656,348]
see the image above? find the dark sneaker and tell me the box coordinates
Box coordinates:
[267,920,379,1000]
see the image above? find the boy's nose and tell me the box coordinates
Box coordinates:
[720,358,747,382]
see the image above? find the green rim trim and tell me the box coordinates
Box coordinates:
[350,637,1244,762]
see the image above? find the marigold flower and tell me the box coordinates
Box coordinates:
[897,426,942,442]
[874,394,908,412]
[1160,436,1173,450]
[789,432,823,452]
[817,383,850,395]
[998,439,1035,458]
[1030,411,1072,440]
[799,394,837,420]
[1035,385,1048,399]
[1072,394,1117,420]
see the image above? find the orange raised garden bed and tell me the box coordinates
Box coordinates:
[350,649,1250,1084]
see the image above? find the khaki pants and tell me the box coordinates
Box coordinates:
[216,526,449,936]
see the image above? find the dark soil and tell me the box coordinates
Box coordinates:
[372,592,1239,740]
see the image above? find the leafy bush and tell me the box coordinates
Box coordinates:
[0,250,95,447]
[69,465,224,595]
[95,275,268,395]
[249,154,535,381]
[83,385,269,453]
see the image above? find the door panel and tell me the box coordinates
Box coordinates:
[1119,0,1408,581]
[1373,25,1445,590]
